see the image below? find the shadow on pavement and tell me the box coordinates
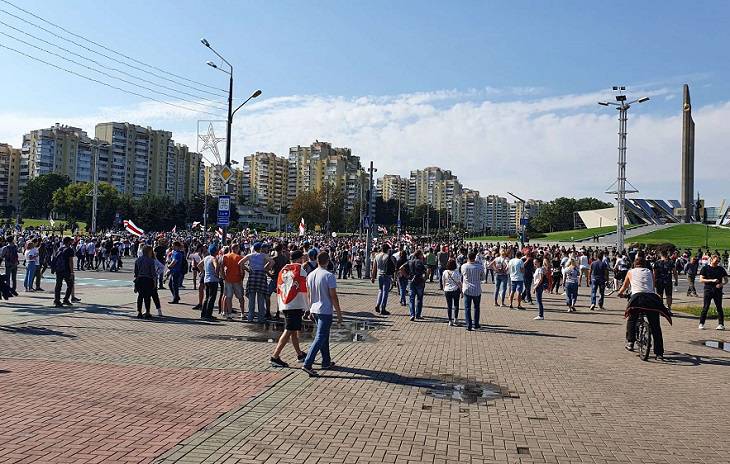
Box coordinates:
[549,318,621,326]
[314,365,444,387]
[0,325,77,338]
[661,352,730,367]
[477,326,576,339]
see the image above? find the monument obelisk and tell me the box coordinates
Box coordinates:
[681,84,695,222]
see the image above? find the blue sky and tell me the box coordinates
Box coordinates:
[1,0,729,203]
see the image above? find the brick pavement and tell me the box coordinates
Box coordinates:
[2,269,730,463]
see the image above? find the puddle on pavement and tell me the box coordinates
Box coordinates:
[413,375,507,404]
[699,340,730,352]
[199,320,376,343]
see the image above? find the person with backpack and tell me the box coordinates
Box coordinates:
[405,249,427,321]
[441,258,462,326]
[1,236,19,295]
[371,243,393,316]
[51,236,75,308]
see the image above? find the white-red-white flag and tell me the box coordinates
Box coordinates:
[123,219,144,237]
[404,233,413,243]
[216,227,224,239]
[192,221,201,229]
[171,225,177,233]
[377,225,388,235]
[298,218,306,236]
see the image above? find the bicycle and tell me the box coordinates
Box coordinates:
[633,310,652,361]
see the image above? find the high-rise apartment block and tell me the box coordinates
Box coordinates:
[377,175,409,205]
[242,152,288,209]
[95,122,202,201]
[485,195,512,234]
[461,189,486,233]
[288,141,366,214]
[0,143,21,211]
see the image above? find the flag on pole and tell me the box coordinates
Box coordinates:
[298,218,306,236]
[216,227,224,239]
[123,220,144,237]
[49,218,55,227]
[377,225,388,235]
[171,225,177,233]
[192,221,201,229]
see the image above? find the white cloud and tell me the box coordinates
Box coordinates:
[1,87,727,205]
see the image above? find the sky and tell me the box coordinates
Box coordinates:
[1,0,729,204]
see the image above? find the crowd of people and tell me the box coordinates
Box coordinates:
[1,225,729,368]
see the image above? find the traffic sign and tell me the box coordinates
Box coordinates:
[363,216,370,229]
[520,218,529,226]
[218,165,234,184]
[217,195,230,227]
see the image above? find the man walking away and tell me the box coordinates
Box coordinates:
[590,251,609,310]
[698,254,728,330]
[371,244,393,315]
[406,250,427,321]
[508,251,525,309]
[492,250,509,306]
[51,236,75,307]
[302,252,343,377]
[271,250,308,368]
[461,251,485,331]
[437,246,449,289]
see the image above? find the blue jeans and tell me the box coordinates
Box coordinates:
[409,282,424,318]
[445,290,460,322]
[303,313,333,368]
[24,262,37,290]
[169,272,182,301]
[464,294,481,329]
[248,291,267,322]
[590,281,606,307]
[377,275,391,310]
[535,284,544,317]
[522,276,533,302]
[565,282,578,307]
[398,276,409,304]
[494,274,508,304]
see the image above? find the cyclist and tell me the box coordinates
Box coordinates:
[618,255,672,360]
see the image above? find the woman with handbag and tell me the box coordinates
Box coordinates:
[441,258,462,326]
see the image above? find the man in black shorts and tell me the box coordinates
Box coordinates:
[271,250,309,367]
[653,250,678,310]
[698,254,729,331]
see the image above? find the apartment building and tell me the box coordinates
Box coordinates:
[242,152,288,209]
[377,174,409,205]
[0,143,21,211]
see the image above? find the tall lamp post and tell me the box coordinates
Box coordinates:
[598,86,649,253]
[201,37,261,241]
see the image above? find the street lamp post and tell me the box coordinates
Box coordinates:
[364,161,377,279]
[598,86,649,253]
[201,38,261,242]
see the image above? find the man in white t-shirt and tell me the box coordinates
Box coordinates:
[508,251,525,309]
[578,252,590,287]
[302,252,343,377]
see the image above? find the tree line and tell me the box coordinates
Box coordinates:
[16,173,237,232]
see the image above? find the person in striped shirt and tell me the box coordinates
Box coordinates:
[460,251,485,331]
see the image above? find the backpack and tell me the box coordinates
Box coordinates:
[385,255,396,276]
[50,247,66,274]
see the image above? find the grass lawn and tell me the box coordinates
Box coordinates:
[541,225,640,242]
[1,218,87,231]
[630,224,730,250]
[673,305,720,319]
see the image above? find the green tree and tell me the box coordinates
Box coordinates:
[21,173,70,218]
[288,191,324,229]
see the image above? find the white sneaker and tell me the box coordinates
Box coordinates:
[717,324,725,330]
[589,304,596,310]
[698,324,704,330]
[533,316,544,320]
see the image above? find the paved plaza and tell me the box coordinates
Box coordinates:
[1,268,730,463]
